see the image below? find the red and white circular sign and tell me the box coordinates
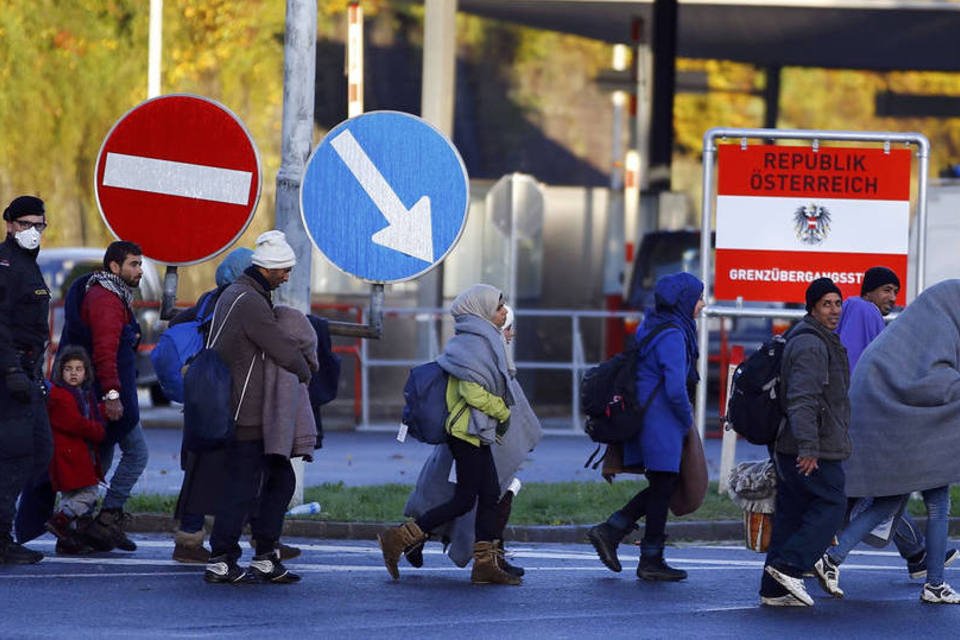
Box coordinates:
[94,94,261,265]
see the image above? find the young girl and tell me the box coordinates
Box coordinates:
[45,345,105,555]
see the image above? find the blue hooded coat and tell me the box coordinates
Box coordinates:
[623,272,703,473]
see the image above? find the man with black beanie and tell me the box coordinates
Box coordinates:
[760,277,852,607]
[0,195,53,564]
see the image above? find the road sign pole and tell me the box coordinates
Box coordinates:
[275,0,317,507]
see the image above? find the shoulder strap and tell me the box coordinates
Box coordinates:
[207,292,246,349]
[634,322,678,355]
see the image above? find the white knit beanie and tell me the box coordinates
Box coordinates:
[251,230,296,269]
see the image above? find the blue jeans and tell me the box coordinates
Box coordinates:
[760,453,846,596]
[99,421,149,511]
[894,513,926,559]
[828,495,907,564]
[922,486,951,586]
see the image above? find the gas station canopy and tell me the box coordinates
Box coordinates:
[458,0,960,72]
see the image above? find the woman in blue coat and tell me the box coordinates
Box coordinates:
[587,272,704,581]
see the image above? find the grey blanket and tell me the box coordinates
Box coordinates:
[844,279,960,497]
[436,314,514,444]
[404,376,542,567]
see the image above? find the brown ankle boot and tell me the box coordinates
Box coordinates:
[377,520,427,580]
[173,529,210,564]
[471,540,522,585]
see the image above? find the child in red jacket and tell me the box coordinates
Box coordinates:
[45,345,106,555]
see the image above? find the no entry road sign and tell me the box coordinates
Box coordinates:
[95,94,261,265]
[300,111,469,283]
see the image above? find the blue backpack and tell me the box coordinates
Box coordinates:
[401,362,461,445]
[150,291,217,403]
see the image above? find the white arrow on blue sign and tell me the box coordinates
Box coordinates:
[300,111,470,283]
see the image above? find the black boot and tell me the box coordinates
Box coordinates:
[586,521,631,573]
[637,538,687,582]
[493,539,524,577]
[404,541,425,568]
[0,535,43,565]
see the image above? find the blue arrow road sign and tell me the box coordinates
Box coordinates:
[300,111,470,283]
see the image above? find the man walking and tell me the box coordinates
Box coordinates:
[760,278,851,607]
[203,230,314,585]
[0,195,52,564]
[59,241,148,552]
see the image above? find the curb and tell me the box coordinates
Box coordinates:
[127,513,746,545]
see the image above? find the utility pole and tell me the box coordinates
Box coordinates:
[275,0,317,505]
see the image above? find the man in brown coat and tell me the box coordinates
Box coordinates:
[203,230,315,585]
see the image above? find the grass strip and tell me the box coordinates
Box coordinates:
[126,482,960,526]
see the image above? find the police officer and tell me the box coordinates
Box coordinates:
[0,195,53,564]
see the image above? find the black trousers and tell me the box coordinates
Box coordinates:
[416,437,501,542]
[612,470,679,546]
[209,439,296,561]
[0,383,52,539]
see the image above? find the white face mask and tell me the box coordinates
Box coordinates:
[14,226,41,250]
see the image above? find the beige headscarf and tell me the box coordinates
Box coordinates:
[449,283,502,326]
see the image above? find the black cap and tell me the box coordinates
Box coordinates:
[805,277,842,313]
[3,195,45,221]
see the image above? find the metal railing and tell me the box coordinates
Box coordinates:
[358,306,643,432]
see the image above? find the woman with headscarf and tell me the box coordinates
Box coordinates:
[586,272,704,581]
[400,304,542,577]
[378,284,520,585]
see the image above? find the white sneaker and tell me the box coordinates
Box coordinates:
[921,582,960,604]
[760,594,810,607]
[765,565,814,606]
[813,554,844,598]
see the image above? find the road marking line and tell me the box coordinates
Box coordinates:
[102,152,252,204]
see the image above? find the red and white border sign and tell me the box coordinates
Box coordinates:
[95,94,261,266]
[714,144,910,302]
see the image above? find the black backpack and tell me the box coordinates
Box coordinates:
[725,326,821,446]
[581,322,676,445]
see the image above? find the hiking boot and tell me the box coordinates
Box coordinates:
[921,581,960,604]
[55,534,95,556]
[813,554,844,598]
[204,555,254,585]
[75,515,112,552]
[249,550,301,584]
[278,542,301,561]
[765,565,814,606]
[471,541,522,585]
[172,529,210,564]
[760,594,809,607]
[404,541,425,568]
[908,548,960,580]
[377,520,428,580]
[45,511,73,541]
[586,522,628,573]
[85,509,136,552]
[0,537,43,565]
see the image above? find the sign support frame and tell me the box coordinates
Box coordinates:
[696,127,930,441]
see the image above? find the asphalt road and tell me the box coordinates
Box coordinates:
[2,535,958,639]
